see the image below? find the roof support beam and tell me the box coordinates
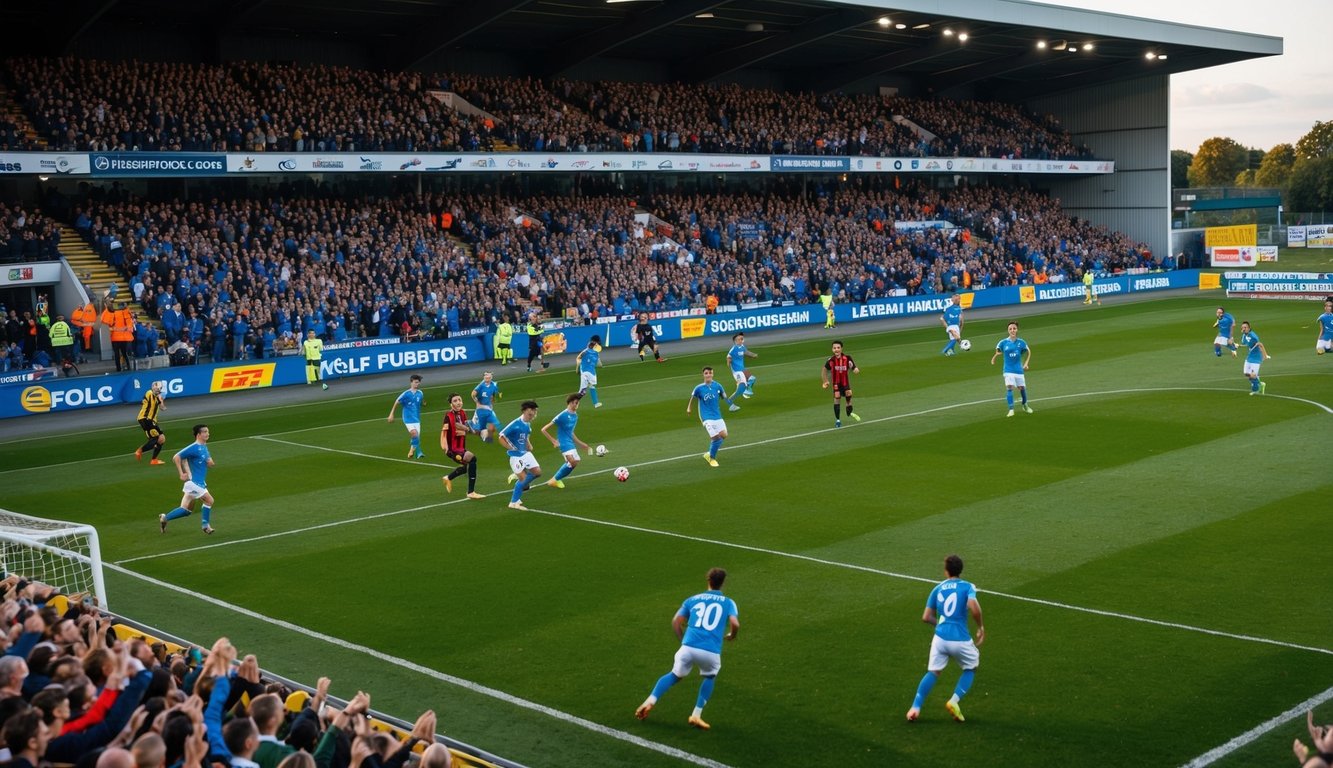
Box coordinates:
[679,8,881,83]
[542,0,727,78]
[396,0,536,72]
[929,48,1049,95]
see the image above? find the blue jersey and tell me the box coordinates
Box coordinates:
[942,304,962,326]
[1241,330,1263,363]
[692,381,727,421]
[995,337,1028,374]
[728,344,748,372]
[177,442,211,487]
[578,346,600,373]
[552,409,578,451]
[926,578,977,642]
[1318,312,1333,340]
[500,416,533,457]
[473,380,499,411]
[396,388,424,422]
[1217,312,1235,337]
[677,590,738,654]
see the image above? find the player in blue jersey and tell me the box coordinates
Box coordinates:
[1239,320,1271,395]
[158,424,218,534]
[635,567,740,731]
[387,374,426,458]
[688,366,737,468]
[469,371,502,442]
[906,554,985,723]
[1315,298,1333,356]
[1213,307,1239,358]
[726,333,757,399]
[940,293,964,356]
[499,400,541,510]
[540,392,591,489]
[575,336,604,408]
[990,322,1033,417]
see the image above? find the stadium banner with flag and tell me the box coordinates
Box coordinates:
[0,336,486,419]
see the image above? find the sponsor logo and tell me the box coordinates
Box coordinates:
[278,158,299,171]
[8,268,34,281]
[631,160,647,169]
[0,369,53,386]
[240,157,257,170]
[894,160,903,170]
[707,311,811,334]
[543,158,559,168]
[946,160,953,170]
[38,157,77,174]
[750,160,762,169]
[911,160,919,169]
[707,161,740,169]
[507,158,533,168]
[209,363,276,392]
[542,334,568,355]
[20,384,116,413]
[94,156,110,171]
[1068,163,1079,170]
[680,318,706,338]
[0,162,21,172]
[571,160,591,169]
[1133,277,1171,290]
[311,158,345,169]
[856,159,865,169]
[1019,286,1036,303]
[925,160,941,170]
[470,158,496,168]
[962,160,975,170]
[400,158,423,170]
[875,160,883,170]
[425,158,461,170]
[359,157,383,170]
[658,160,673,169]
[602,160,623,169]
[685,162,700,170]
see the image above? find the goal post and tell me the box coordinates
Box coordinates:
[0,510,108,609]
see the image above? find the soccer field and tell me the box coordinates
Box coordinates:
[2,295,1330,768]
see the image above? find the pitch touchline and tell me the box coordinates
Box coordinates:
[1180,685,1333,767]
[102,563,732,768]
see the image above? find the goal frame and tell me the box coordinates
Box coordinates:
[0,511,109,609]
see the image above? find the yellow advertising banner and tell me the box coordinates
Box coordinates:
[209,363,276,392]
[1198,273,1221,290]
[680,318,706,338]
[958,292,976,309]
[1018,286,1036,304]
[1204,224,1257,248]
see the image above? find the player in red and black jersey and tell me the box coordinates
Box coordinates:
[441,393,485,499]
[821,340,861,428]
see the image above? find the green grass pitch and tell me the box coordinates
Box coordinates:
[1,295,1330,768]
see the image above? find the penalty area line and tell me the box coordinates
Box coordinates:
[104,562,734,768]
[1180,685,1333,767]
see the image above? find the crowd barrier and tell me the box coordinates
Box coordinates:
[2,271,1202,419]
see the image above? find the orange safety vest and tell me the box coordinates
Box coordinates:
[111,309,135,341]
[440,211,453,230]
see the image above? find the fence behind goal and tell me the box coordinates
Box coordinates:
[0,510,107,608]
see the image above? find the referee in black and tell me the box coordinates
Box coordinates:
[633,312,666,362]
[526,315,549,373]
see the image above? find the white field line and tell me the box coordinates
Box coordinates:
[103,562,733,768]
[1180,685,1333,767]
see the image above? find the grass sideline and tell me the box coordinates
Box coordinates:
[2,295,1331,768]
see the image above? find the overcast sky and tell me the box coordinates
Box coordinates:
[1051,0,1330,153]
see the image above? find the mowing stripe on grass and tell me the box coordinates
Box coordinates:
[1180,685,1333,767]
[104,561,734,768]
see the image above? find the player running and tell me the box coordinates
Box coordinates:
[822,340,861,428]
[1213,307,1239,358]
[1315,298,1333,356]
[941,293,964,356]
[441,393,484,499]
[135,380,168,465]
[158,424,218,535]
[575,336,603,408]
[470,371,502,442]
[688,366,736,468]
[387,374,426,458]
[906,554,984,723]
[540,393,591,489]
[726,333,757,399]
[499,400,541,511]
[990,322,1033,417]
[1239,320,1271,395]
[633,313,666,362]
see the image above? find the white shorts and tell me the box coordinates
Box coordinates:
[702,419,727,438]
[1213,335,1232,346]
[403,422,421,435]
[927,635,980,672]
[1243,362,1261,376]
[579,371,598,389]
[1317,338,1332,351]
[508,452,540,475]
[1003,372,1026,388]
[671,645,722,678]
[732,370,748,385]
[561,448,581,463]
[946,324,960,339]
[181,481,209,499]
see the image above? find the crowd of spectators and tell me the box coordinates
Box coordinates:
[0,573,460,768]
[4,57,1092,159]
[65,178,1153,362]
[1,202,61,263]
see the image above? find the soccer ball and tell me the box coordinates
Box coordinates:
[614,466,630,482]
[595,444,608,457]
[959,339,972,351]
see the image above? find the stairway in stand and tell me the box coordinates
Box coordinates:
[59,226,164,337]
[0,83,45,148]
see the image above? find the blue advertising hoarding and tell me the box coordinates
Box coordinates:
[90,153,227,177]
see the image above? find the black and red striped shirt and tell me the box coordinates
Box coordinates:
[824,354,856,389]
[442,408,470,454]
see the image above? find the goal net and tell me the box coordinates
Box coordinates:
[0,510,108,609]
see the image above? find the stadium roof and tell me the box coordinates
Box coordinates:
[11,0,1281,98]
